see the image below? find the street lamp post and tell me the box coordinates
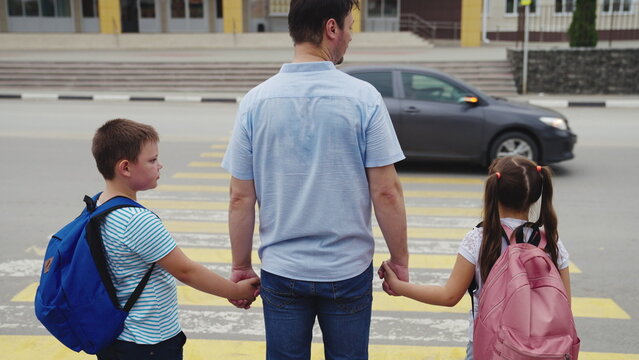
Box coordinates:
[521,0,531,95]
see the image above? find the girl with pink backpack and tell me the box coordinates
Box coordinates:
[379,155,579,359]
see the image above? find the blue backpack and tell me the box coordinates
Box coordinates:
[34,193,155,354]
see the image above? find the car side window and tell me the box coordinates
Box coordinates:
[350,72,394,98]
[401,72,466,104]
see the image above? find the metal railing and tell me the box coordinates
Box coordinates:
[400,13,461,40]
[489,2,639,42]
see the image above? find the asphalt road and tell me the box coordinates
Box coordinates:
[0,100,637,358]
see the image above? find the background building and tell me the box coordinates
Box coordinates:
[1,0,636,43]
[484,0,639,42]
[0,0,460,35]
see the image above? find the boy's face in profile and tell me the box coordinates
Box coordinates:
[128,141,163,191]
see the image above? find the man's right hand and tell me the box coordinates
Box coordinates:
[228,267,260,309]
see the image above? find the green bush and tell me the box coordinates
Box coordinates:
[568,0,598,47]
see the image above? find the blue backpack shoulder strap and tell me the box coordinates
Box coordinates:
[83,193,155,312]
[84,194,143,218]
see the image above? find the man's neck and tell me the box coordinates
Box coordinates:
[292,42,333,63]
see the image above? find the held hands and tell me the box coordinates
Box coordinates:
[233,276,260,302]
[378,260,408,296]
[228,267,260,310]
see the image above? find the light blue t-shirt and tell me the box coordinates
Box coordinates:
[100,207,181,344]
[222,61,405,281]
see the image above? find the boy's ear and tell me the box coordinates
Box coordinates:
[116,159,131,177]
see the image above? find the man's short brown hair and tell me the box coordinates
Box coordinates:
[288,0,359,45]
[92,118,159,180]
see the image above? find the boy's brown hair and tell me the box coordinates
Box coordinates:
[92,118,159,180]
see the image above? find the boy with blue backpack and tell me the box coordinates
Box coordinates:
[35,118,259,360]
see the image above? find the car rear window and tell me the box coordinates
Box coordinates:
[350,72,394,98]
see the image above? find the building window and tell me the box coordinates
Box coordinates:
[171,0,185,18]
[42,0,54,16]
[368,0,381,16]
[139,0,155,18]
[368,0,398,18]
[189,0,203,18]
[56,0,70,16]
[82,0,98,17]
[215,0,222,17]
[8,0,71,16]
[555,0,574,13]
[269,0,288,15]
[171,0,202,18]
[8,0,24,15]
[24,0,39,15]
[602,0,632,13]
[506,0,537,14]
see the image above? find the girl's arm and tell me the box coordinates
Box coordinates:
[158,246,259,300]
[559,267,571,305]
[382,254,475,307]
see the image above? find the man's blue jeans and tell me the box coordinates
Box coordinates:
[260,264,373,360]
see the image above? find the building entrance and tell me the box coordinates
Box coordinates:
[168,0,208,32]
[120,0,160,32]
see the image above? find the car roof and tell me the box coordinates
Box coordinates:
[341,64,449,75]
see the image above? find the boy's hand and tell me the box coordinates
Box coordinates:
[378,260,408,296]
[233,277,261,302]
[228,267,260,309]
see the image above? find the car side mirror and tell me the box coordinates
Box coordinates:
[459,96,479,105]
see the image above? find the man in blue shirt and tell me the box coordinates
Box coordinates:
[222,0,409,358]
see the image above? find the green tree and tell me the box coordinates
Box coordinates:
[568,0,598,47]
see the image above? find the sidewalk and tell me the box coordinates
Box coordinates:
[1,36,638,107]
[0,46,510,63]
[3,90,639,108]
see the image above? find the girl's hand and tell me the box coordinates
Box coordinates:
[381,261,399,283]
[232,277,261,303]
[379,260,407,296]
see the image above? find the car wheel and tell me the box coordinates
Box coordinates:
[489,131,539,164]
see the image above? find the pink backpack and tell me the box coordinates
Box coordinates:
[473,224,580,359]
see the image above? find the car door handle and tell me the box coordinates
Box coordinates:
[403,107,420,114]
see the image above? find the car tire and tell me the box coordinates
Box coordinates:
[488,131,539,164]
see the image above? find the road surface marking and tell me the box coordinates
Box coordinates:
[1,336,638,360]
[141,199,481,217]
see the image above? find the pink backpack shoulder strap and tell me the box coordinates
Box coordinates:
[539,230,547,249]
[504,222,547,249]
[501,224,514,244]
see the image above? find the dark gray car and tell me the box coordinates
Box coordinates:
[341,65,577,166]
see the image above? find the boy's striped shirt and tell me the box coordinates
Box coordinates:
[99,207,181,344]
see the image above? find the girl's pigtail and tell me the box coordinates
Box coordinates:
[480,173,503,283]
[536,166,559,267]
